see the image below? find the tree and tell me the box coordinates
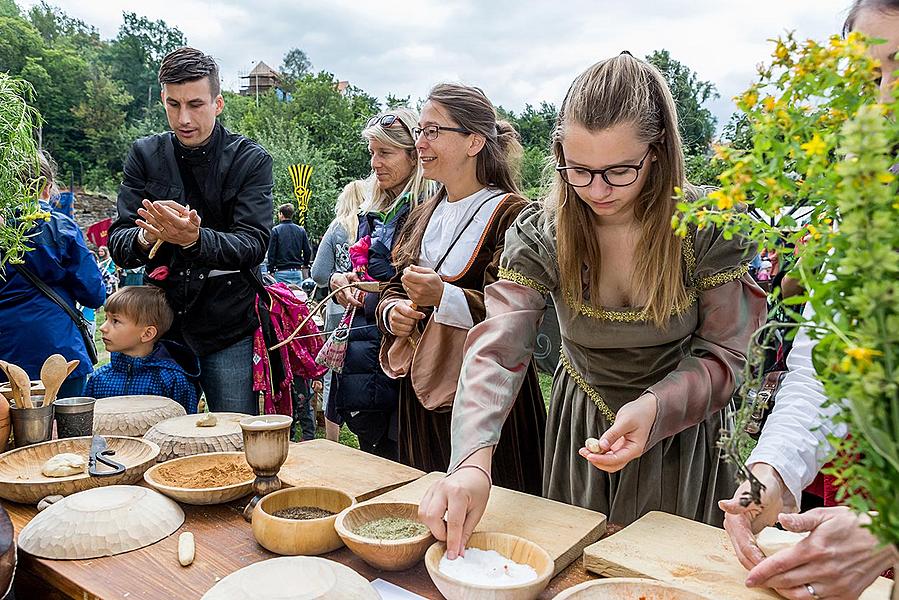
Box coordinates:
[646,49,718,154]
[104,12,186,120]
[0,0,19,18]
[27,1,101,51]
[279,48,312,86]
[72,65,133,175]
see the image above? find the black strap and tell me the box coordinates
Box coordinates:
[15,264,99,365]
[432,191,508,274]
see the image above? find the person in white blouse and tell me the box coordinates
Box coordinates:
[721,6,899,598]
[376,83,547,494]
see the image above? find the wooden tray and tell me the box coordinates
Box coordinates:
[377,471,607,577]
[143,412,247,462]
[277,439,424,501]
[0,436,160,504]
[583,511,893,600]
[93,395,186,437]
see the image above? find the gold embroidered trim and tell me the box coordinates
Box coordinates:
[498,267,549,295]
[683,233,697,275]
[560,352,616,423]
[696,264,750,291]
[564,289,698,322]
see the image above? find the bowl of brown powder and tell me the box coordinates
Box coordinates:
[252,486,356,556]
[143,451,254,505]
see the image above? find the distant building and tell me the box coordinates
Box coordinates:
[240,61,282,97]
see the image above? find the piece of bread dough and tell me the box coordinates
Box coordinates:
[756,527,809,557]
[41,453,87,477]
[195,412,217,427]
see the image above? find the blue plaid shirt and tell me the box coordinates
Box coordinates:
[86,341,200,413]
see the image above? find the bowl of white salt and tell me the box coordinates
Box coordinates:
[424,532,553,600]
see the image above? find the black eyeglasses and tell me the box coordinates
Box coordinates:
[556,147,652,188]
[411,124,471,141]
[367,114,412,136]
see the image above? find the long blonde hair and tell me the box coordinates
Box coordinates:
[333,177,369,241]
[547,53,690,327]
[360,107,428,213]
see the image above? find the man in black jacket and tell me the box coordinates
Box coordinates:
[267,203,312,284]
[108,47,273,415]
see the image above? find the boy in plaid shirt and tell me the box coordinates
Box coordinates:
[86,286,199,412]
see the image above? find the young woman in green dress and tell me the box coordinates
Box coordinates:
[420,53,768,558]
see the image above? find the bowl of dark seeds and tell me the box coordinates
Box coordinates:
[252,486,355,555]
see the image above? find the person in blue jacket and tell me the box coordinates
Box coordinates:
[0,150,106,398]
[87,286,200,413]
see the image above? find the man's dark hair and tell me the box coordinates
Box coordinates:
[158,47,221,97]
[278,203,295,220]
[843,0,899,36]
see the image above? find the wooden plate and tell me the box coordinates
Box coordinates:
[144,412,247,462]
[200,556,379,599]
[18,485,184,559]
[553,578,710,599]
[0,436,160,504]
[144,452,254,505]
[93,395,186,437]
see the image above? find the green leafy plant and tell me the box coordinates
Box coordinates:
[0,72,48,271]
[674,32,899,548]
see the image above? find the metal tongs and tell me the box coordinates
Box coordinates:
[88,434,126,477]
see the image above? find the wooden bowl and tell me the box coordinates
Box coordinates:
[143,451,254,505]
[552,578,710,599]
[334,501,434,571]
[0,436,160,504]
[144,412,248,462]
[18,485,184,559]
[93,395,186,437]
[425,532,553,600]
[201,556,379,599]
[252,486,355,555]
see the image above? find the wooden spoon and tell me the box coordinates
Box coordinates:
[0,361,18,406]
[6,363,33,409]
[40,354,69,406]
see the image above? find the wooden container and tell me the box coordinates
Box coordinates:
[18,485,184,560]
[144,412,247,462]
[93,395,186,437]
[553,578,710,599]
[200,556,379,600]
[252,486,355,555]
[144,451,254,505]
[424,532,553,600]
[0,436,160,504]
[334,501,434,571]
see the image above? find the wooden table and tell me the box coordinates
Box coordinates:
[5,489,608,599]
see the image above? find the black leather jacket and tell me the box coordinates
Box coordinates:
[108,124,273,356]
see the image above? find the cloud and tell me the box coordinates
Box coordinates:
[20,0,849,130]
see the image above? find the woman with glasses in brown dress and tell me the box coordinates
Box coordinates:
[376,83,546,495]
[419,54,768,559]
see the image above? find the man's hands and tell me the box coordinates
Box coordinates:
[136,199,201,248]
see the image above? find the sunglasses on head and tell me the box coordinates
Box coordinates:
[367,114,411,136]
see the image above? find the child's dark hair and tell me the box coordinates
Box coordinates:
[158,47,221,97]
[105,286,174,340]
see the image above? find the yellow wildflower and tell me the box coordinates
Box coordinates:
[713,145,730,160]
[707,190,733,210]
[844,346,883,368]
[740,90,758,109]
[877,172,896,184]
[775,41,790,61]
[801,133,827,156]
[762,96,776,112]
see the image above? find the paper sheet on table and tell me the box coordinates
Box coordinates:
[370,578,428,599]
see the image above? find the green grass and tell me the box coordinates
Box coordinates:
[539,372,552,411]
[93,307,109,366]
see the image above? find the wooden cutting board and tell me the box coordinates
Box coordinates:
[276,439,425,501]
[377,471,607,577]
[583,511,892,600]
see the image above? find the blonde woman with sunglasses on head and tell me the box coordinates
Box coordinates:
[419,54,767,559]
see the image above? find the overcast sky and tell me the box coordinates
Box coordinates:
[20,0,850,133]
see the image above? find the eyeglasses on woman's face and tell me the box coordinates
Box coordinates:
[411,124,471,141]
[556,147,653,188]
